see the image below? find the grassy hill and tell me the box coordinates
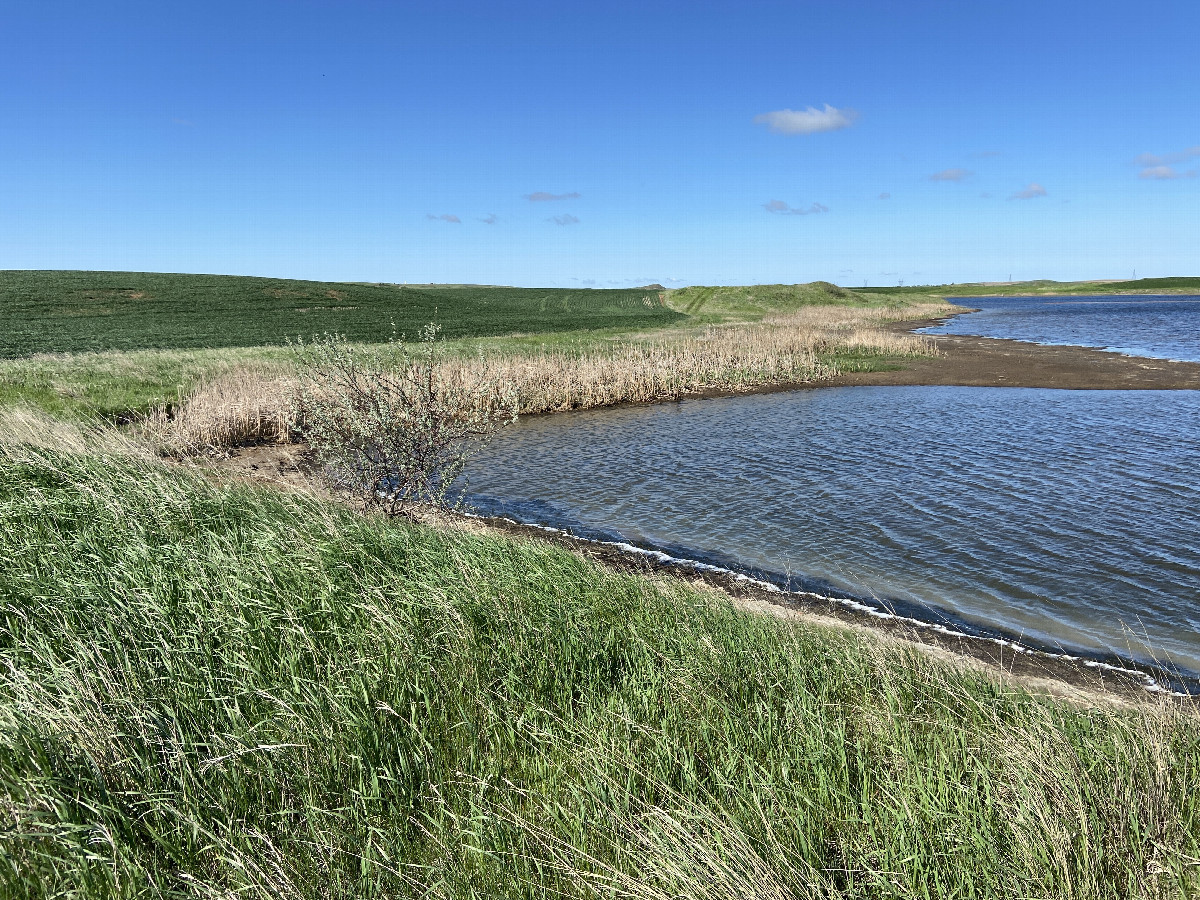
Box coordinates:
[663,281,899,322]
[0,271,682,358]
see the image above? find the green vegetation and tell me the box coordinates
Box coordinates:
[0,274,1196,897]
[0,271,682,358]
[2,432,1198,898]
[663,281,916,323]
[0,274,938,422]
[858,276,1200,297]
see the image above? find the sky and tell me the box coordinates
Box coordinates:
[2,0,1198,287]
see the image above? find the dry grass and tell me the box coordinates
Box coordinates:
[155,302,950,451]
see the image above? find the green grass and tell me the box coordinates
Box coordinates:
[0,327,654,423]
[0,271,683,358]
[663,281,919,323]
[858,277,1200,297]
[2,432,1198,899]
[0,275,940,422]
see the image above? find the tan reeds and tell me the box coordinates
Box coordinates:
[160,303,951,451]
[146,368,300,452]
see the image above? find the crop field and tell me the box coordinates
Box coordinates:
[0,271,682,358]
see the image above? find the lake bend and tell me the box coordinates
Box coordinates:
[462,385,1200,693]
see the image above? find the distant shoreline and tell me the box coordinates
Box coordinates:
[851,311,1200,390]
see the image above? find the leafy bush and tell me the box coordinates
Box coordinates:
[292,325,516,515]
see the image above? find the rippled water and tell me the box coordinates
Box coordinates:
[462,387,1200,686]
[920,294,1200,362]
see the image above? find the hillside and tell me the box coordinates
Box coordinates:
[0,271,682,358]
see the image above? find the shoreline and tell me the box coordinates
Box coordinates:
[212,322,1200,706]
[459,511,1193,704]
[510,311,1200,416]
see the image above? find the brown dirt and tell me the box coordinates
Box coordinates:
[844,314,1200,390]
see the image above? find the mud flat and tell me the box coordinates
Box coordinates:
[837,314,1200,390]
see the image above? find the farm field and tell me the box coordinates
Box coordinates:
[0,273,945,422]
[0,271,683,358]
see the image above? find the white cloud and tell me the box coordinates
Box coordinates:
[426,213,461,223]
[550,214,580,226]
[1138,165,1196,180]
[1135,146,1200,167]
[480,213,498,224]
[753,104,858,135]
[878,192,891,200]
[929,168,971,182]
[525,191,581,202]
[1010,183,1047,200]
[763,199,829,216]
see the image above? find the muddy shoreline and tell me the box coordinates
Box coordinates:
[466,513,1188,704]
[212,318,1200,704]
[684,311,1200,401]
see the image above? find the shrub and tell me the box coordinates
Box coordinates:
[292,324,516,515]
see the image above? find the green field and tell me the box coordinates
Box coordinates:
[2,432,1197,898]
[0,273,933,422]
[0,271,682,358]
[858,276,1200,297]
[663,280,903,322]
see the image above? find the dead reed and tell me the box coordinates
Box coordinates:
[156,302,950,451]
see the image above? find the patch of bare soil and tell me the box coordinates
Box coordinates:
[841,315,1200,390]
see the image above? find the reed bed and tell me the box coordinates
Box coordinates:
[158,303,949,451]
[1,429,1197,899]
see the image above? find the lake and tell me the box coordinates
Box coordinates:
[462,386,1200,691]
[920,294,1200,362]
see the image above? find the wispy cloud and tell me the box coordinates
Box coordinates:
[970,149,1002,159]
[525,191,581,202]
[1135,146,1200,167]
[550,214,580,226]
[1134,146,1200,180]
[878,192,891,200]
[1138,165,1196,180]
[763,199,829,215]
[480,213,498,224]
[426,213,461,223]
[1010,182,1047,200]
[754,104,858,135]
[929,168,971,182]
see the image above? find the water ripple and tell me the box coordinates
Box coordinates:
[462,386,1200,683]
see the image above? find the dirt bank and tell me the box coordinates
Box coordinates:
[834,314,1200,390]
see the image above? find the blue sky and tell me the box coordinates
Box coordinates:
[2,0,1197,286]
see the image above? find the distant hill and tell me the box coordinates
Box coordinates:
[0,271,682,358]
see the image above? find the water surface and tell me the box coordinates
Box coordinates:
[462,387,1200,687]
[920,294,1200,362]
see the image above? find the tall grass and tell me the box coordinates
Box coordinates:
[157,302,949,450]
[1,424,1197,898]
